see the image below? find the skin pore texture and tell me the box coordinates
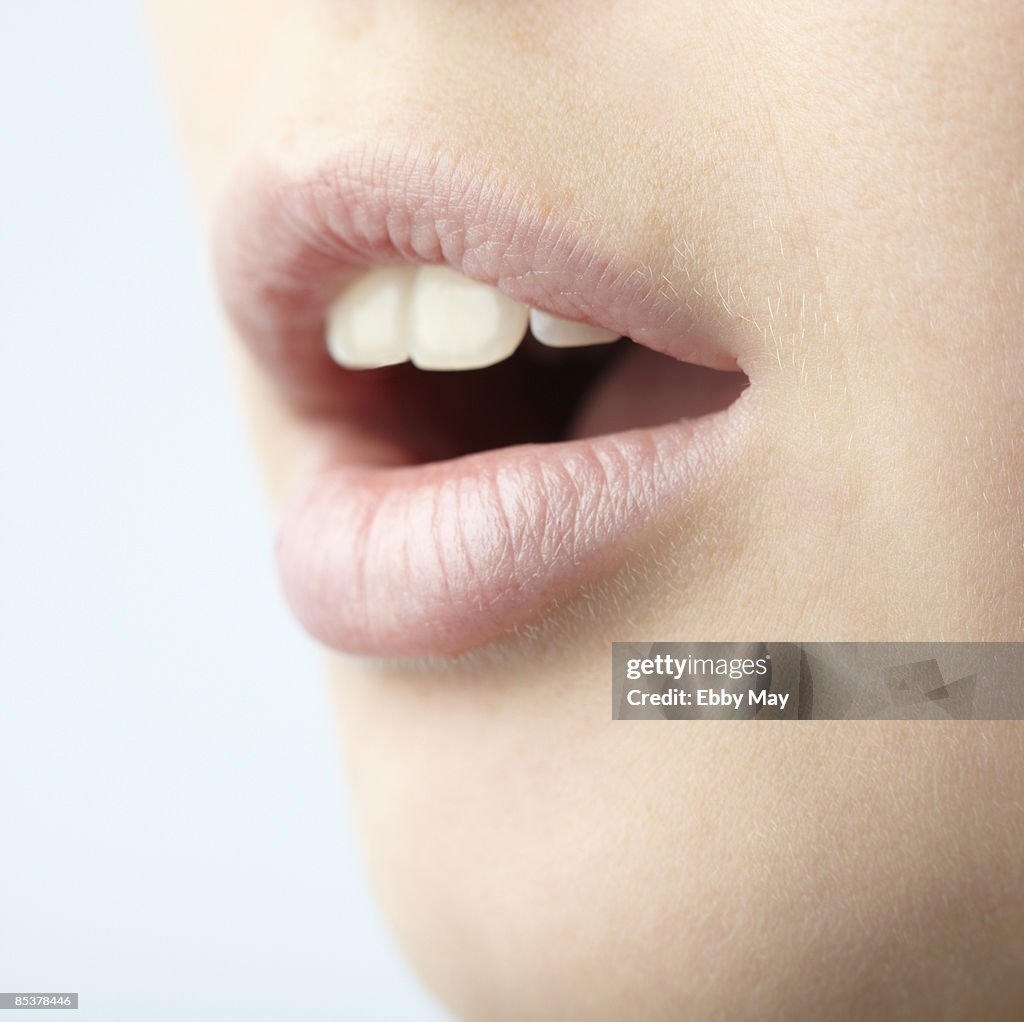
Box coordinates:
[148,2,1024,1019]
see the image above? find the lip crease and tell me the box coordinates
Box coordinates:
[213,140,755,657]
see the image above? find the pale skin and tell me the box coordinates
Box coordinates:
[148,3,1024,1018]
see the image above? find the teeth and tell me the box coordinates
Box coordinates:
[326,265,415,369]
[529,309,620,348]
[325,266,620,373]
[409,266,529,371]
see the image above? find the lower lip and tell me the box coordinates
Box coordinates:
[276,399,750,659]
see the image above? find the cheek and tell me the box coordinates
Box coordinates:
[329,657,1024,1021]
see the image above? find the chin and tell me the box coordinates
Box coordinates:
[330,658,1024,1021]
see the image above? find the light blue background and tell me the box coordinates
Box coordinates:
[0,3,452,1019]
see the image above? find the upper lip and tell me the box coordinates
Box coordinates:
[215,140,743,413]
[212,139,755,658]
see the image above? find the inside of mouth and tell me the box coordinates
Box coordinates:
[352,334,748,465]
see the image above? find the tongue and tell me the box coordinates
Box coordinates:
[569,345,748,440]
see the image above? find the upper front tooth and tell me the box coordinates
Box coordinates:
[409,266,529,371]
[529,309,620,348]
[326,265,415,369]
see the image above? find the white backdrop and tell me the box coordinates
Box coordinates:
[0,3,451,1018]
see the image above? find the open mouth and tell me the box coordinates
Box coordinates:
[214,143,753,658]
[319,259,748,467]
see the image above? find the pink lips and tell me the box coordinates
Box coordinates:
[214,140,752,657]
